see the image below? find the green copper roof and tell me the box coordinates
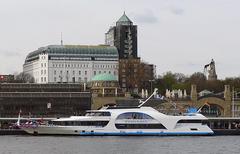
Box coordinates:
[25,45,118,63]
[92,73,117,81]
[116,12,133,25]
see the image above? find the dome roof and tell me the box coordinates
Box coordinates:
[92,73,117,81]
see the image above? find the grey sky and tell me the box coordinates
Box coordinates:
[0,0,240,79]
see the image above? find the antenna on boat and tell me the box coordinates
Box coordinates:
[138,88,158,107]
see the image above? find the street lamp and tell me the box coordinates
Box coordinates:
[149,79,155,94]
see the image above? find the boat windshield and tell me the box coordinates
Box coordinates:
[85,112,111,116]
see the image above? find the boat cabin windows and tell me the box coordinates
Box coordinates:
[115,124,166,129]
[85,112,111,116]
[116,112,154,120]
[51,121,109,127]
[177,120,203,124]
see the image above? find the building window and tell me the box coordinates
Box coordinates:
[54,77,57,82]
[79,71,81,75]
[54,70,56,75]
[41,63,43,67]
[72,77,75,83]
[44,77,46,82]
[104,71,106,74]
[94,71,96,75]
[44,63,46,67]
[109,71,111,74]
[44,70,46,75]
[99,71,101,74]
[78,77,81,82]
[73,70,75,75]
[85,71,87,75]
[41,77,43,82]
[84,77,87,82]
[41,70,43,75]
[60,70,62,74]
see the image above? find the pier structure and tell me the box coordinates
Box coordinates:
[0,83,92,118]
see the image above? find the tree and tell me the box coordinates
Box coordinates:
[14,72,34,83]
[186,72,207,91]
[162,72,177,90]
[174,73,187,83]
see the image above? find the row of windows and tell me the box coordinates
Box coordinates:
[52,63,118,69]
[41,56,47,60]
[54,77,88,83]
[53,70,117,76]
[177,120,204,124]
[115,124,166,129]
[54,70,87,75]
[116,112,154,120]
[85,112,111,116]
[41,70,47,75]
[41,63,47,68]
[51,121,109,127]
[41,77,47,82]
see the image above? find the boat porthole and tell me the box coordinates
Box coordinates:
[74,130,78,133]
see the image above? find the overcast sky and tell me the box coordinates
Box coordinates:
[0,0,239,79]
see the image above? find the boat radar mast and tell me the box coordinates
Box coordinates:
[138,88,158,107]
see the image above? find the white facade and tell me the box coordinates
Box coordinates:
[23,45,119,84]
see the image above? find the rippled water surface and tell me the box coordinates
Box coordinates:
[0,136,239,154]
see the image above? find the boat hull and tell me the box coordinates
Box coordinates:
[21,125,214,136]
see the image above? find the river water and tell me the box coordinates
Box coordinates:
[0,136,239,154]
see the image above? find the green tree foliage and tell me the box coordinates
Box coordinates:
[153,71,240,94]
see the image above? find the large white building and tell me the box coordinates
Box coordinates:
[23,45,119,83]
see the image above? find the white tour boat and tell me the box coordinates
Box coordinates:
[20,89,214,136]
